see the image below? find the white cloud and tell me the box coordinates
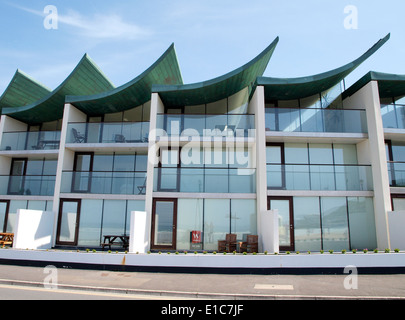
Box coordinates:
[9,3,151,40]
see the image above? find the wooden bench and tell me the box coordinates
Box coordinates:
[0,233,14,248]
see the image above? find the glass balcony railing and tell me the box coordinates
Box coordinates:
[156,114,255,138]
[0,131,61,151]
[265,108,367,133]
[0,175,56,196]
[267,164,373,191]
[61,171,147,195]
[66,122,149,144]
[154,167,256,193]
[381,104,405,129]
[388,161,405,187]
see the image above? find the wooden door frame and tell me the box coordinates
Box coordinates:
[268,196,295,251]
[56,198,81,246]
[71,152,94,193]
[151,198,178,250]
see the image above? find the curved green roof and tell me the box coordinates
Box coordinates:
[152,37,279,107]
[343,70,405,100]
[66,43,183,116]
[2,54,115,125]
[0,69,51,110]
[257,33,390,101]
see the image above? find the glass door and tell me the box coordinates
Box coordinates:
[151,198,177,250]
[158,148,179,191]
[268,197,294,251]
[72,152,93,193]
[8,158,27,195]
[266,143,285,189]
[56,199,81,246]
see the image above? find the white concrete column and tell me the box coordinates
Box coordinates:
[344,81,391,249]
[144,93,165,251]
[51,103,87,246]
[249,86,274,252]
[129,211,148,253]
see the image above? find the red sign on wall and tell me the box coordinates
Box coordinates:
[191,230,202,243]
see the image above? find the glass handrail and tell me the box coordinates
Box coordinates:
[0,175,56,196]
[264,107,367,133]
[267,163,373,191]
[0,131,61,151]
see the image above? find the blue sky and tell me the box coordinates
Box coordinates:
[0,1,403,94]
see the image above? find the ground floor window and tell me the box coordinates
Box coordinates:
[2,200,53,233]
[176,198,257,251]
[271,196,377,252]
[77,199,145,247]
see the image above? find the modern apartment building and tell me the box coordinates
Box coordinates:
[0,33,403,254]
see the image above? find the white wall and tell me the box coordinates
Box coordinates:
[129,211,148,253]
[388,211,405,250]
[13,209,54,250]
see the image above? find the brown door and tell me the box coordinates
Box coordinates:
[151,198,177,250]
[56,199,81,246]
[268,197,294,251]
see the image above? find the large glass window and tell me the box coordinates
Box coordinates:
[78,200,103,247]
[347,197,377,250]
[320,197,349,251]
[176,199,204,251]
[102,200,127,238]
[231,199,257,241]
[293,197,321,252]
[203,199,230,250]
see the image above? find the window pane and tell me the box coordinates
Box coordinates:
[266,146,282,164]
[26,160,43,175]
[102,200,126,237]
[93,154,113,172]
[176,199,203,251]
[333,144,358,165]
[285,143,308,164]
[78,200,103,247]
[293,197,321,251]
[203,199,230,250]
[114,154,135,171]
[348,197,377,250]
[393,197,405,211]
[58,201,78,243]
[43,160,58,175]
[309,143,333,164]
[0,202,8,232]
[126,200,145,235]
[135,154,148,172]
[231,199,256,241]
[321,197,349,251]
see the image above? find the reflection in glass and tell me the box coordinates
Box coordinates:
[154,201,174,246]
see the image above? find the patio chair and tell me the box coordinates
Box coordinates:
[114,134,126,143]
[72,128,85,143]
[218,233,237,253]
[240,235,258,253]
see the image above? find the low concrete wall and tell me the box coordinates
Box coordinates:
[0,249,404,274]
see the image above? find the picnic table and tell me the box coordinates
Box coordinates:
[0,233,14,248]
[101,235,129,251]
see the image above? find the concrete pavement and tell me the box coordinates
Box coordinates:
[0,264,404,299]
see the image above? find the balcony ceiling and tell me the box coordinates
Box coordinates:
[66,43,183,116]
[2,54,115,125]
[257,33,390,101]
[152,37,279,107]
[343,71,405,100]
[0,70,51,110]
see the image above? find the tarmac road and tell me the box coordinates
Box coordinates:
[0,264,404,300]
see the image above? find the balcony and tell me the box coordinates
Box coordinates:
[156,114,255,138]
[267,164,373,191]
[0,175,56,196]
[66,122,149,144]
[154,167,256,193]
[381,104,405,129]
[0,131,61,151]
[61,171,147,195]
[265,108,367,133]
